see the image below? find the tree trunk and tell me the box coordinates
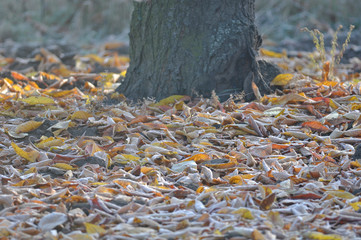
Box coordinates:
[118,0,269,101]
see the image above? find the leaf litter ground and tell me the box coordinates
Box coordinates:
[0,41,361,239]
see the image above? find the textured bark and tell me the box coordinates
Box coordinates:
[118,0,264,101]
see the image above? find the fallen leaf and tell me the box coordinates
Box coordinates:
[271,73,294,86]
[302,121,330,132]
[11,142,39,162]
[19,96,55,105]
[15,120,43,134]
[260,48,286,58]
[38,212,67,232]
[260,193,276,210]
[84,222,106,234]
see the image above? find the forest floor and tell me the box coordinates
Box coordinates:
[0,35,361,239]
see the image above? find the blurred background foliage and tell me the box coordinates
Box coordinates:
[0,0,132,44]
[0,0,360,45]
[256,0,361,42]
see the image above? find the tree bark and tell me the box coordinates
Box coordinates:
[118,0,266,101]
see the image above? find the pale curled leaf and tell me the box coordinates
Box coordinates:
[38,212,67,232]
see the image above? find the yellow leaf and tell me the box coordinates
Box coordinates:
[242,174,255,179]
[83,54,104,64]
[141,167,155,174]
[232,208,254,220]
[260,48,286,58]
[20,96,55,105]
[114,154,140,164]
[151,95,189,107]
[350,202,361,211]
[40,71,61,81]
[329,99,339,109]
[4,78,13,85]
[15,120,43,134]
[24,167,37,174]
[11,142,39,162]
[271,73,294,86]
[53,163,76,171]
[117,56,130,63]
[326,190,355,199]
[120,70,127,77]
[99,72,120,83]
[46,89,74,98]
[36,137,64,149]
[84,222,106,235]
[259,185,273,198]
[305,231,342,240]
[71,110,92,120]
[229,175,243,184]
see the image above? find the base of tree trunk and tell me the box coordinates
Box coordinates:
[117,0,278,102]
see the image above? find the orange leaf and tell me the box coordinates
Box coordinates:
[301,121,330,132]
[289,176,308,184]
[205,162,236,169]
[183,153,210,163]
[128,115,157,126]
[272,144,289,150]
[141,167,155,174]
[252,81,261,101]
[322,61,330,81]
[329,90,347,98]
[103,42,125,50]
[11,71,29,81]
[40,71,61,81]
[316,80,338,87]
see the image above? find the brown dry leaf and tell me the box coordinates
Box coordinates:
[269,93,309,105]
[128,115,157,126]
[260,192,276,210]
